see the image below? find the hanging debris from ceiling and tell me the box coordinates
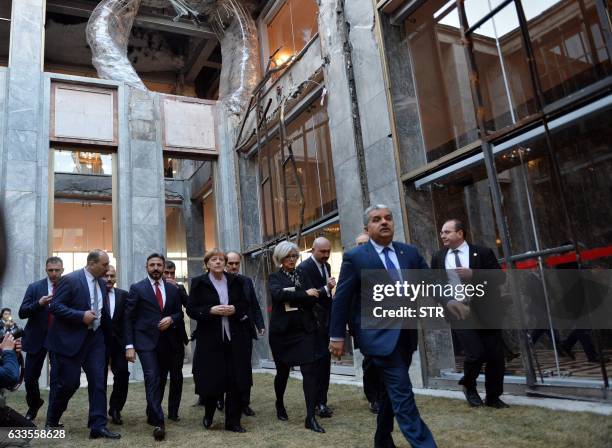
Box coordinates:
[86,0,260,115]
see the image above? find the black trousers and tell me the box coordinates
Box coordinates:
[563,329,598,360]
[105,340,130,412]
[455,329,505,400]
[316,351,331,406]
[159,345,184,417]
[203,340,242,428]
[137,349,164,426]
[24,349,47,410]
[240,337,254,408]
[362,355,382,404]
[274,359,318,419]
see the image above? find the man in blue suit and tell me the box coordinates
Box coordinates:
[124,253,184,441]
[19,256,63,421]
[329,205,437,448]
[45,250,120,439]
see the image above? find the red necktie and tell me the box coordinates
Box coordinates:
[48,285,55,328]
[154,282,164,310]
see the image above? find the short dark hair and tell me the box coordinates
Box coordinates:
[1,308,11,316]
[146,253,166,264]
[46,256,63,266]
[165,260,176,270]
[87,250,106,264]
[446,219,466,237]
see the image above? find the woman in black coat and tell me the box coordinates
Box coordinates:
[187,249,252,433]
[268,241,328,433]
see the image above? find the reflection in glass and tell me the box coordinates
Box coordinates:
[406,0,479,162]
[525,0,611,104]
[266,0,318,66]
[54,149,112,175]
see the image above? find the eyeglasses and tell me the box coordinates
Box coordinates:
[284,254,299,260]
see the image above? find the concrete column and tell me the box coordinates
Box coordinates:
[213,104,242,251]
[116,87,167,379]
[0,0,47,314]
[318,0,369,251]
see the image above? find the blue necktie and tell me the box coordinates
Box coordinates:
[382,247,401,283]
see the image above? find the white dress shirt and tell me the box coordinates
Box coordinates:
[108,288,116,319]
[148,276,166,308]
[311,256,331,296]
[47,279,54,295]
[444,241,470,269]
[370,239,403,280]
[83,268,103,313]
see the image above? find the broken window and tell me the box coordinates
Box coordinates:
[265,0,318,66]
[259,100,336,241]
[0,0,11,66]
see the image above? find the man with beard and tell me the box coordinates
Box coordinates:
[124,253,183,441]
[19,256,63,421]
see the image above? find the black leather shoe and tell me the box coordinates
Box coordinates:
[316,404,333,418]
[203,415,213,428]
[216,399,224,411]
[89,427,121,439]
[242,406,255,417]
[369,401,380,414]
[276,401,288,421]
[374,438,397,448]
[305,416,325,433]
[45,422,64,429]
[485,397,510,409]
[153,426,165,441]
[462,386,484,407]
[25,399,44,421]
[225,424,247,433]
[109,409,123,425]
[168,414,180,422]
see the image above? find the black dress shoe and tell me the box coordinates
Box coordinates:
[374,438,397,448]
[25,399,44,421]
[242,405,255,417]
[462,386,484,407]
[275,401,288,421]
[369,401,380,414]
[225,424,247,433]
[202,415,213,428]
[168,414,180,422]
[305,416,325,433]
[89,427,121,439]
[45,422,64,429]
[485,397,510,409]
[109,409,123,425]
[153,426,165,441]
[316,404,333,418]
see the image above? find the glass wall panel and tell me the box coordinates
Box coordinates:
[166,206,188,282]
[406,1,479,162]
[525,0,611,104]
[266,0,318,65]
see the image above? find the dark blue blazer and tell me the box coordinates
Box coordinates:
[47,269,110,357]
[330,240,429,357]
[19,278,50,353]
[124,278,183,352]
[0,350,20,388]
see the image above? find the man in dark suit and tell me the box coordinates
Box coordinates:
[45,250,120,439]
[103,265,130,425]
[124,253,184,441]
[226,251,266,417]
[430,219,508,409]
[18,256,63,421]
[297,238,335,418]
[330,205,437,448]
[162,260,189,421]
